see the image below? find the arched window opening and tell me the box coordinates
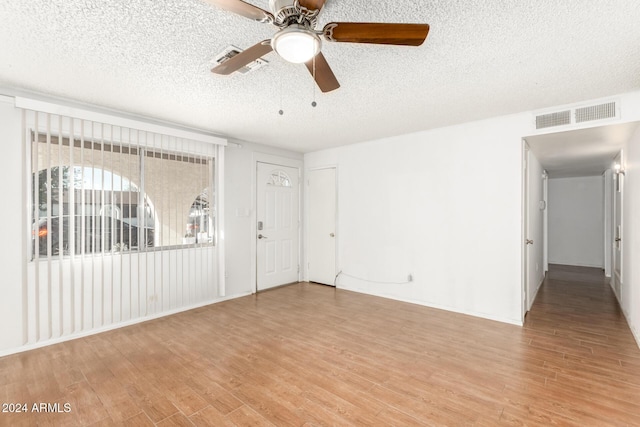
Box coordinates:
[32,166,154,257]
[184,190,214,244]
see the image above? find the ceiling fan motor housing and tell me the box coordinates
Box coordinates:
[269,0,318,28]
[268,0,294,14]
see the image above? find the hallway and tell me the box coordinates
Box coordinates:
[518,263,640,424]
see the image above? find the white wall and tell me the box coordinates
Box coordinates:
[548,176,604,268]
[306,113,530,325]
[622,125,640,346]
[224,140,303,297]
[526,149,545,310]
[224,142,255,297]
[613,89,640,346]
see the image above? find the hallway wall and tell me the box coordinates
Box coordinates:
[623,125,640,346]
[548,176,604,268]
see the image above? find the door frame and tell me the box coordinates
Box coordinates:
[611,150,624,300]
[305,165,338,286]
[521,140,530,322]
[251,153,303,293]
[542,170,549,275]
[604,169,613,278]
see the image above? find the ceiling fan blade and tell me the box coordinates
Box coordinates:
[202,0,273,23]
[305,52,340,93]
[298,0,327,12]
[211,40,273,75]
[323,22,430,46]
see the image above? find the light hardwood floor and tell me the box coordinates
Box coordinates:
[1,264,640,426]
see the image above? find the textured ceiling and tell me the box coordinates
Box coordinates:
[1,0,639,153]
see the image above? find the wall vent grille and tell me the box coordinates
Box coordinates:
[533,100,619,132]
[535,110,571,129]
[575,101,617,123]
[213,46,268,74]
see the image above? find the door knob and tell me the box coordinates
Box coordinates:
[258,234,268,239]
[615,237,621,242]
[526,239,534,245]
[329,233,335,237]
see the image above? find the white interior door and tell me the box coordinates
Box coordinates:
[308,168,336,286]
[523,144,531,315]
[256,162,300,291]
[613,167,623,298]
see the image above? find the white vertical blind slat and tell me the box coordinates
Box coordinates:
[45,113,53,340]
[68,117,76,334]
[79,120,86,332]
[57,115,64,337]
[32,111,41,342]
[118,127,124,323]
[99,123,105,326]
[90,121,96,329]
[21,109,29,344]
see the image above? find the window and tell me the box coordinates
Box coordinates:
[30,124,216,260]
[269,170,292,187]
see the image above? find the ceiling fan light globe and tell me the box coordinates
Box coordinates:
[272,26,321,64]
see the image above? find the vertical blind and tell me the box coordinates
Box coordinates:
[22,108,221,344]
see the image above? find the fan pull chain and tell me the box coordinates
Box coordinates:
[278,70,284,115]
[311,55,317,108]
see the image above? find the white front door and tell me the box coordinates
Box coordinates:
[308,168,337,286]
[256,162,300,291]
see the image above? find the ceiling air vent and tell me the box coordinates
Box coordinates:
[575,101,617,123]
[213,45,268,74]
[535,110,571,129]
[532,99,619,132]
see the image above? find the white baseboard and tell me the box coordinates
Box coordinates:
[548,261,604,269]
[527,274,545,312]
[337,286,523,326]
[608,279,639,350]
[630,323,640,350]
[619,305,640,350]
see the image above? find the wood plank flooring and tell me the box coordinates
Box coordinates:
[1,264,640,426]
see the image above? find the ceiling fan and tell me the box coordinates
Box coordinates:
[205,0,430,92]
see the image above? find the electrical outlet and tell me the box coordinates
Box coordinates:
[408,274,413,282]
